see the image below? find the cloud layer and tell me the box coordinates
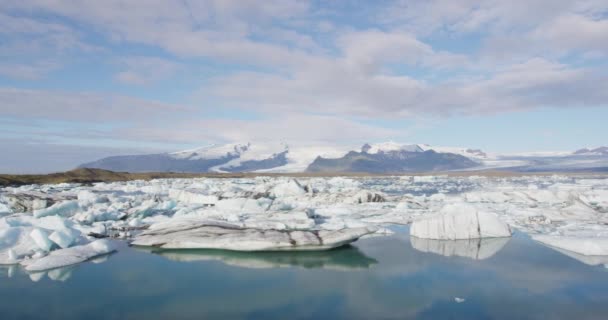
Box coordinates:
[0,1,607,172]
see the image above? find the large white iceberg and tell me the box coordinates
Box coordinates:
[132,220,375,251]
[410,203,512,240]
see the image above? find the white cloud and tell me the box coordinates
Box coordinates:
[114,56,181,85]
[0,87,193,122]
[202,57,607,117]
[0,0,606,166]
[117,114,401,145]
[0,61,59,80]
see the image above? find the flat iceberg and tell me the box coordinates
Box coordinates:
[533,235,608,256]
[21,239,116,272]
[410,203,512,240]
[132,220,375,251]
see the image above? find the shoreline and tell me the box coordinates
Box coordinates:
[1,168,607,187]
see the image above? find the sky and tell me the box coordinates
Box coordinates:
[1,0,607,173]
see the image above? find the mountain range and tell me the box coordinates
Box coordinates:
[79,142,608,173]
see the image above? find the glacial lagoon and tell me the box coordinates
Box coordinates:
[2,227,608,320]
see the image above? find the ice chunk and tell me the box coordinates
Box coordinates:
[77,190,107,206]
[7,249,17,262]
[132,220,374,251]
[22,239,116,272]
[269,179,306,198]
[30,228,53,252]
[215,198,270,213]
[410,203,512,240]
[48,230,76,249]
[169,189,218,205]
[0,202,11,216]
[0,227,38,264]
[533,235,608,256]
[348,191,386,204]
[33,201,79,218]
[4,192,57,213]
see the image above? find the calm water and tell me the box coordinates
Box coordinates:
[2,227,608,320]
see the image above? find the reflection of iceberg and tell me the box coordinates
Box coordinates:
[533,235,608,266]
[27,265,76,282]
[410,236,510,260]
[0,251,115,283]
[139,245,378,271]
[546,246,608,267]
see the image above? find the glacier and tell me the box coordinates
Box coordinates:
[1,174,608,272]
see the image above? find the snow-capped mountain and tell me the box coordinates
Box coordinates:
[79,142,608,173]
[307,144,479,173]
[574,147,608,156]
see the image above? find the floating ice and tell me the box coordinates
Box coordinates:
[1,174,607,265]
[33,201,79,218]
[168,189,218,205]
[0,227,39,264]
[533,235,608,256]
[410,203,512,240]
[269,179,306,198]
[132,219,375,251]
[0,202,11,216]
[48,229,76,249]
[22,239,116,272]
[30,228,53,252]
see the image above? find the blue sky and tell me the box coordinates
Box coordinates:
[1,0,607,173]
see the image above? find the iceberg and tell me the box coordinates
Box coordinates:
[1,174,607,271]
[33,201,79,218]
[0,227,39,264]
[533,235,608,256]
[410,203,512,240]
[4,192,61,213]
[21,239,116,272]
[132,220,375,251]
[30,228,54,252]
[269,179,307,198]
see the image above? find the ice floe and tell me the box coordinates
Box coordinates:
[21,239,116,272]
[1,174,607,270]
[533,235,608,256]
[132,219,375,251]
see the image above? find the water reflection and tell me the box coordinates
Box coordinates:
[410,236,510,260]
[138,245,378,271]
[0,251,115,282]
[2,230,608,319]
